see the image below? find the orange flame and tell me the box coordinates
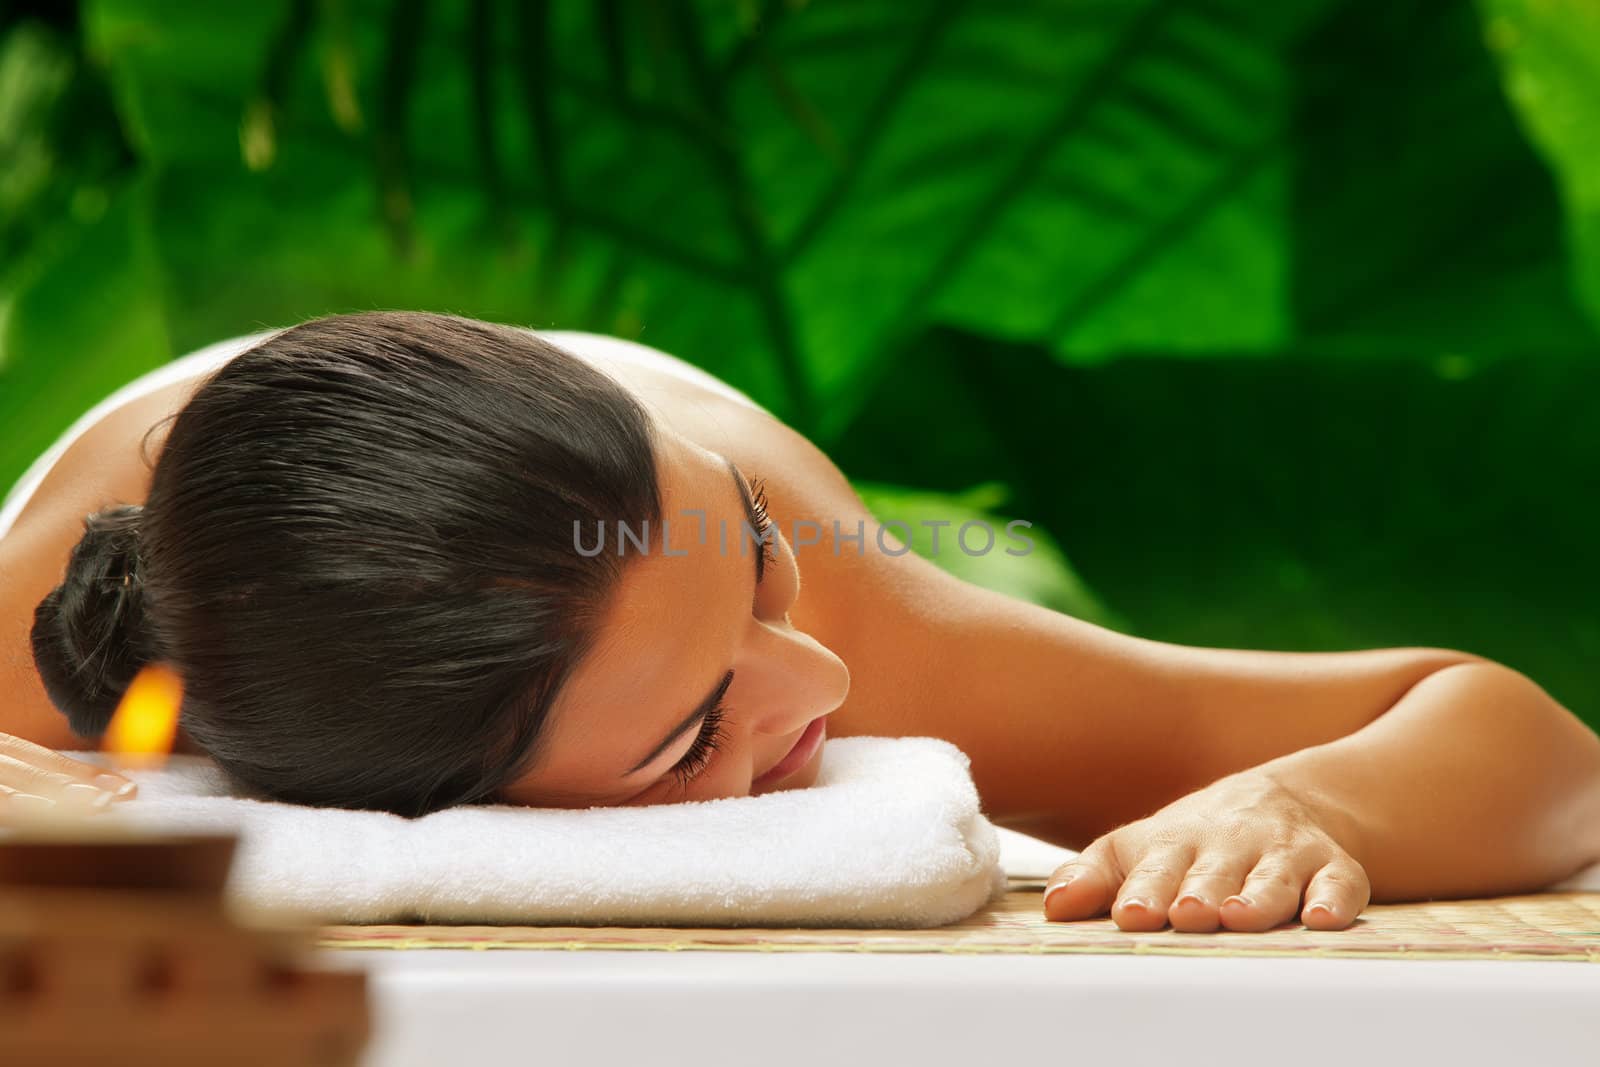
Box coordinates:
[105,663,184,763]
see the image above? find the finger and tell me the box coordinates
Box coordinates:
[0,783,58,820]
[1299,857,1371,930]
[1110,843,1196,932]
[1043,836,1124,922]
[0,734,135,798]
[1220,848,1327,933]
[0,753,116,812]
[1169,848,1257,933]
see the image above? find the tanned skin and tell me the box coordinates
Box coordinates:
[4,341,1598,932]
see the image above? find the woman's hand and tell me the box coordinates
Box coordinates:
[1042,768,1370,932]
[0,732,136,819]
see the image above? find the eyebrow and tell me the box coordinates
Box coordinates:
[619,457,763,779]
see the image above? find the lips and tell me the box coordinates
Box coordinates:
[751,715,828,791]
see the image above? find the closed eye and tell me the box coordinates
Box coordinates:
[668,672,732,788]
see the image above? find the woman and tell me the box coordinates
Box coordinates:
[3,310,1598,933]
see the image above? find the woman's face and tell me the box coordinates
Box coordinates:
[498,428,851,808]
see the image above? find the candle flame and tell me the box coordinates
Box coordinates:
[105,663,183,763]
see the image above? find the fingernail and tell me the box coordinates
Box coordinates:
[1043,878,1074,907]
[95,775,137,798]
[10,793,55,812]
[1175,892,1208,908]
[1119,896,1153,913]
[61,783,114,810]
[1223,894,1254,909]
[1305,900,1336,919]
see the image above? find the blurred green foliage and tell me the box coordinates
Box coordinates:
[1,0,1596,722]
[1481,0,1600,332]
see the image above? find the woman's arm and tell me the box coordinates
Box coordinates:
[1039,659,1600,931]
[1258,660,1600,900]
[890,580,1500,846]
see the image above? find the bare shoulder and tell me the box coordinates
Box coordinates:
[4,374,207,541]
[0,370,214,745]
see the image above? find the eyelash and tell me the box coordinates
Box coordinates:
[748,476,778,576]
[670,698,729,789]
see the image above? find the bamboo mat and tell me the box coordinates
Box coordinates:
[315,878,1600,962]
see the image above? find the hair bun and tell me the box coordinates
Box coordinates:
[30,504,159,738]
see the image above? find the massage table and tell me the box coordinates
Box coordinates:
[319,831,1600,1066]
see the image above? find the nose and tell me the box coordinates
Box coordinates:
[740,617,850,737]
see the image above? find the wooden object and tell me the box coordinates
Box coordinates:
[0,829,370,1066]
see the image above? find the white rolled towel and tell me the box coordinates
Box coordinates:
[90,735,1008,928]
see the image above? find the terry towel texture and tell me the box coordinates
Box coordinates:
[99,736,1008,928]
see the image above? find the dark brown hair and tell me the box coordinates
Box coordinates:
[31,311,662,814]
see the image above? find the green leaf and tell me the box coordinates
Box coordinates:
[0,12,163,497]
[835,327,1600,729]
[1479,0,1600,333]
[0,179,171,499]
[0,15,138,314]
[1290,0,1598,359]
[850,478,1127,627]
[64,0,1587,447]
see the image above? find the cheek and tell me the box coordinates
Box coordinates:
[714,760,757,800]
[626,774,709,807]
[668,754,755,804]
